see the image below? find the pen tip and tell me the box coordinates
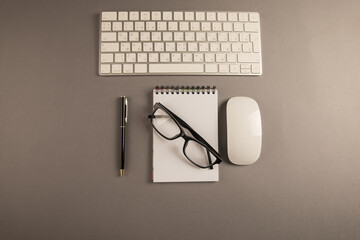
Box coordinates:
[120,169,124,177]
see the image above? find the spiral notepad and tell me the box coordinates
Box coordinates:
[152,86,219,182]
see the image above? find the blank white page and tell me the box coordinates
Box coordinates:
[153,88,219,182]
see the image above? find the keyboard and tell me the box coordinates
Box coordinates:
[99,11,262,76]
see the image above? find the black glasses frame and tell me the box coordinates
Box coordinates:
[148,102,222,169]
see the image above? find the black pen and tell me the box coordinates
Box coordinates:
[120,96,128,176]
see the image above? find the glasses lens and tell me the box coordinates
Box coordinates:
[184,140,216,167]
[152,108,181,139]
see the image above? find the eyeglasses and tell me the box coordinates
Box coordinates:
[148,102,223,169]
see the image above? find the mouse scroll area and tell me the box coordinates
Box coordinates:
[226,97,262,165]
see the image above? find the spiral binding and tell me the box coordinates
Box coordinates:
[154,86,216,94]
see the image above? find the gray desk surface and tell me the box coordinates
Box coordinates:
[1,0,360,239]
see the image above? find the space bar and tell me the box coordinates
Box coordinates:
[149,64,204,73]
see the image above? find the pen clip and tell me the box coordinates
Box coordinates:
[124,98,128,124]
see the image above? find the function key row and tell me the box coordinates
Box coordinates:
[102,11,259,22]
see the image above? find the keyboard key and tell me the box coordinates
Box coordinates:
[253,39,260,53]
[210,43,220,52]
[223,23,232,31]
[157,22,167,31]
[205,64,218,73]
[171,53,181,62]
[100,64,111,73]
[174,32,184,41]
[102,22,111,31]
[216,53,226,62]
[245,23,259,32]
[137,53,147,62]
[152,32,161,41]
[149,64,203,73]
[232,43,242,52]
[120,43,130,52]
[140,32,150,41]
[229,33,239,41]
[242,43,252,52]
[160,53,170,62]
[199,43,209,51]
[188,43,198,51]
[134,64,147,73]
[112,64,122,73]
[146,22,156,31]
[185,32,195,41]
[135,22,145,31]
[132,43,142,52]
[238,13,248,21]
[206,12,216,21]
[123,22,133,31]
[212,22,222,31]
[233,23,243,31]
[217,12,227,21]
[190,22,200,31]
[249,13,259,22]
[196,12,205,21]
[237,53,260,62]
[230,64,240,73]
[228,13,238,21]
[179,22,189,31]
[152,12,161,20]
[126,53,136,62]
[174,12,183,20]
[241,68,251,74]
[207,32,217,41]
[163,12,172,20]
[129,32,139,41]
[112,22,122,31]
[177,43,186,51]
[227,53,237,62]
[201,22,211,31]
[251,64,261,74]
[123,64,133,73]
[118,12,128,20]
[115,53,124,62]
[140,11,150,20]
[240,33,250,42]
[221,43,231,51]
[149,53,159,62]
[129,11,139,20]
[154,42,164,51]
[218,33,228,41]
[102,12,117,21]
[194,53,204,62]
[196,32,206,41]
[185,12,194,20]
[163,32,173,41]
[219,64,229,73]
[168,22,178,31]
[101,32,116,41]
[205,53,215,62]
[143,43,153,51]
[101,43,119,52]
[118,32,127,41]
[182,53,192,62]
[101,53,113,63]
[166,42,176,51]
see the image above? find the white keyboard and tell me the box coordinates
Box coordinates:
[99,11,262,76]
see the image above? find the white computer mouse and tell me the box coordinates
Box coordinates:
[226,97,262,165]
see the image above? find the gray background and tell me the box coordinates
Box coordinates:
[1,0,360,239]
